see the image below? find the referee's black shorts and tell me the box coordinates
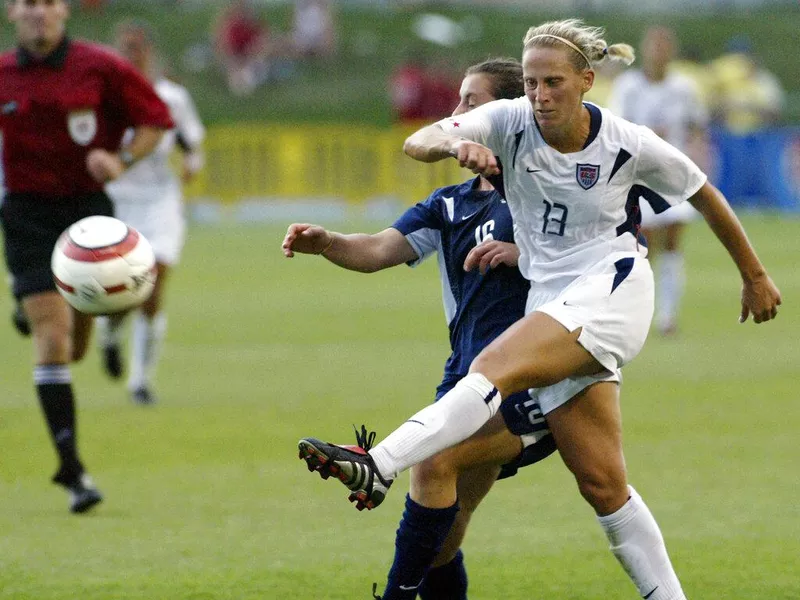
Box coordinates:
[0,191,114,300]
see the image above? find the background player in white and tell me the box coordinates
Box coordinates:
[98,20,205,404]
[298,19,781,600]
[608,26,710,335]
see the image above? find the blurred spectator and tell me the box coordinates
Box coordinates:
[709,36,785,134]
[670,45,712,110]
[390,53,458,124]
[292,0,336,59]
[80,0,107,10]
[213,1,276,96]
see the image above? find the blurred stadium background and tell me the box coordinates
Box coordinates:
[1,1,799,599]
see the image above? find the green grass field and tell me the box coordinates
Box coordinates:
[1,216,798,599]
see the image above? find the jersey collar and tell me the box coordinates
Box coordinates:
[531,101,602,151]
[17,36,70,70]
[582,102,602,149]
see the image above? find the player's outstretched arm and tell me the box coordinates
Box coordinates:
[282,224,417,273]
[689,182,782,323]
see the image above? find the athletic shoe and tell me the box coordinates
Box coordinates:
[131,386,156,405]
[55,473,103,514]
[298,425,393,511]
[11,304,30,337]
[102,344,123,379]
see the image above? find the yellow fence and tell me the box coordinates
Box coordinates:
[185,124,470,204]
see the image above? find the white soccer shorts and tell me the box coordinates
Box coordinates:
[525,251,655,415]
[112,188,186,266]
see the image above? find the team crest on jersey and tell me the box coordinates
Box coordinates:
[67,110,97,146]
[576,163,600,190]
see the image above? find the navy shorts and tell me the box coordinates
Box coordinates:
[436,374,557,481]
[1,192,113,299]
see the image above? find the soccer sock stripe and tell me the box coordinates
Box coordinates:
[370,373,501,479]
[34,364,72,385]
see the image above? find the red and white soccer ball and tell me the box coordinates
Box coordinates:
[51,216,157,315]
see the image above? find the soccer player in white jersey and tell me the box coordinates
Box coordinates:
[608,26,709,335]
[97,20,205,404]
[290,59,560,600]
[297,19,781,600]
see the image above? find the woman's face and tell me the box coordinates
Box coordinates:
[452,73,497,117]
[522,45,593,133]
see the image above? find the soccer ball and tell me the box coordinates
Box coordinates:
[51,216,157,315]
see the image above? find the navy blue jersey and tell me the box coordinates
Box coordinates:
[392,176,530,382]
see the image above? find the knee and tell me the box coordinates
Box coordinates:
[575,469,628,515]
[33,326,72,363]
[415,453,459,487]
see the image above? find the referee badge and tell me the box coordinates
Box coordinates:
[576,163,600,190]
[67,109,98,146]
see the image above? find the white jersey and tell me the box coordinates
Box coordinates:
[107,78,205,203]
[607,70,707,151]
[437,99,706,286]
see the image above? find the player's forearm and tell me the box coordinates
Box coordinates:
[403,124,460,163]
[321,233,395,273]
[690,183,766,282]
[120,126,165,165]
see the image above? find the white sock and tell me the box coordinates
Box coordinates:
[95,314,125,348]
[128,312,167,391]
[656,252,684,331]
[597,486,686,600]
[369,373,501,479]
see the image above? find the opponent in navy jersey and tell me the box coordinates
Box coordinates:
[287,59,555,600]
[392,176,528,390]
[298,20,781,600]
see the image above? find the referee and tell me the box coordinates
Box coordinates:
[0,0,173,513]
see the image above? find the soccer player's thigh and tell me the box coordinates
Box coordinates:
[470,311,603,395]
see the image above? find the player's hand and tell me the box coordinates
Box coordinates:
[450,140,500,177]
[739,273,781,324]
[86,149,125,183]
[464,241,520,275]
[282,223,332,257]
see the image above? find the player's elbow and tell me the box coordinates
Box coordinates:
[403,128,438,162]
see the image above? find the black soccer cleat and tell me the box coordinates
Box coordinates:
[55,473,103,514]
[298,425,393,511]
[131,386,157,405]
[11,304,30,337]
[102,344,123,379]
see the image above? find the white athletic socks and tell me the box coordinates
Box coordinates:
[369,373,501,479]
[95,314,124,348]
[656,252,685,333]
[128,312,167,391]
[597,486,686,600]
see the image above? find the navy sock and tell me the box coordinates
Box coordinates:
[34,365,83,484]
[381,495,459,600]
[418,549,467,600]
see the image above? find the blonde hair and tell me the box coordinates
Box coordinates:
[523,19,635,71]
